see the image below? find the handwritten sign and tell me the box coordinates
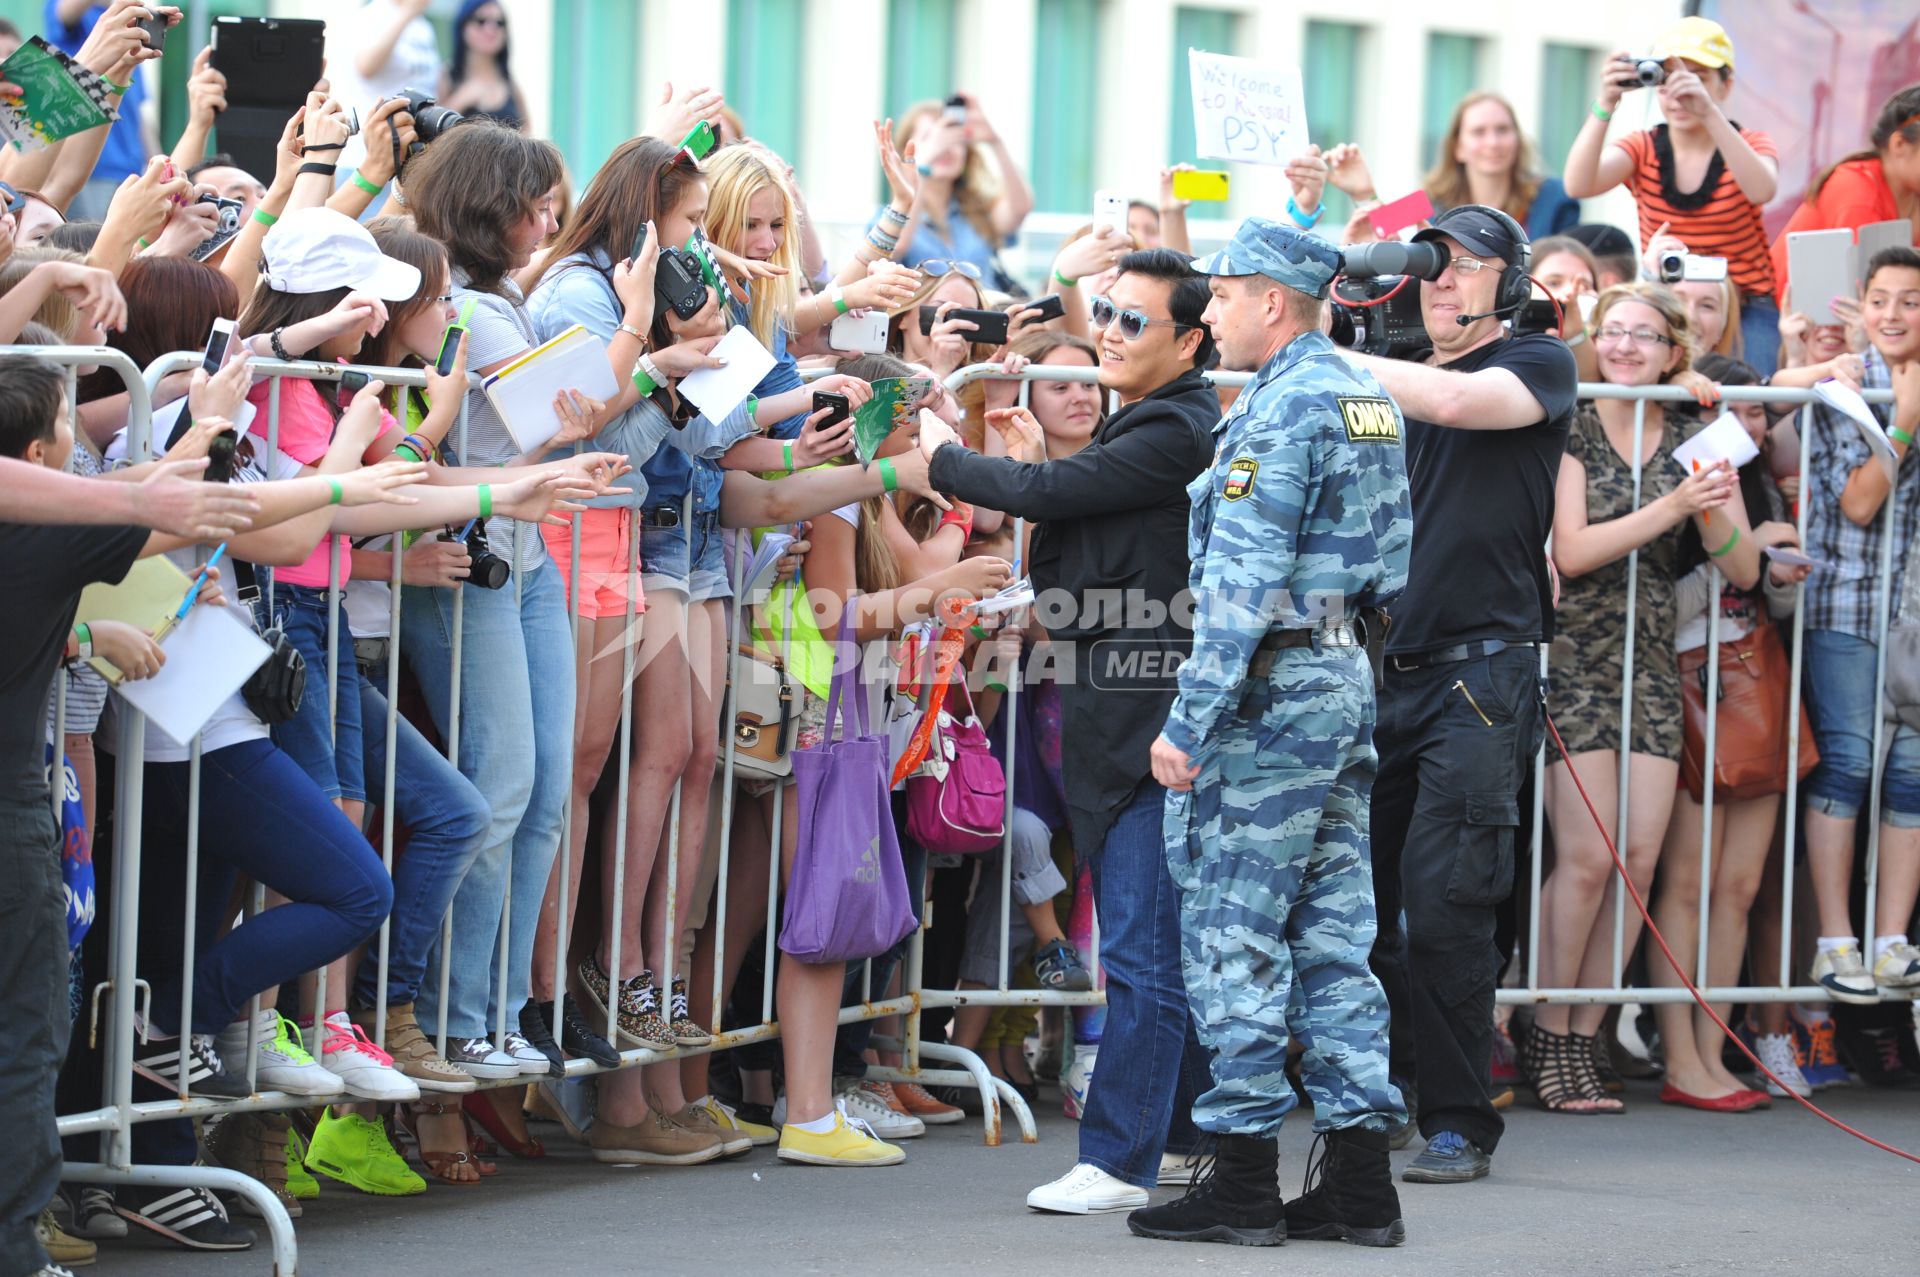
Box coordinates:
[1187,49,1309,168]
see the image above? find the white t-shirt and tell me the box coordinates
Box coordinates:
[327,1,443,172]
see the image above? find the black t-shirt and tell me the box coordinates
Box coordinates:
[0,521,149,806]
[1387,332,1576,656]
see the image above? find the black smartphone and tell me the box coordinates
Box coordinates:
[918,304,1010,345]
[136,11,168,53]
[811,391,851,429]
[1025,293,1067,324]
[335,369,370,408]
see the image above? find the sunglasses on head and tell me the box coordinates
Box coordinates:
[1091,295,1191,341]
[921,259,982,281]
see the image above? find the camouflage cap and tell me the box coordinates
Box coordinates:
[1190,217,1342,300]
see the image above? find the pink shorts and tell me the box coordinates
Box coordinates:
[541,507,645,620]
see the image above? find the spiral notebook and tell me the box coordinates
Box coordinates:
[482,324,620,454]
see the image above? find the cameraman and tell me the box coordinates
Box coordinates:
[1345,205,1575,1186]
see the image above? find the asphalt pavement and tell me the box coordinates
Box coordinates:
[89,1071,1920,1276]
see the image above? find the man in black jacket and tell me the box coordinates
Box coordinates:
[918,249,1220,1214]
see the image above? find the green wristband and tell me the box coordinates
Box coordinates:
[252,208,279,228]
[1052,267,1078,287]
[136,237,149,249]
[1590,100,1613,122]
[877,456,898,493]
[393,442,423,464]
[74,622,91,647]
[326,477,344,506]
[1709,525,1741,558]
[745,395,758,420]
[350,170,383,196]
[1891,426,1916,447]
[104,78,130,95]
[631,364,659,396]
[783,441,794,473]
[478,483,493,519]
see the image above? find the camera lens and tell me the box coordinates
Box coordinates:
[1658,250,1684,284]
[1634,58,1666,86]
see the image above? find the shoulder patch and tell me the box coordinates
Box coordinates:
[1222,457,1258,501]
[1338,396,1401,444]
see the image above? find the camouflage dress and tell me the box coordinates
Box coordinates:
[1548,404,1703,762]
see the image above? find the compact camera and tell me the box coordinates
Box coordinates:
[1632,58,1667,87]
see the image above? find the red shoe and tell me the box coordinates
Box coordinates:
[1658,1082,1766,1113]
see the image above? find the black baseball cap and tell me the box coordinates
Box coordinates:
[1565,222,1636,260]
[1413,205,1526,265]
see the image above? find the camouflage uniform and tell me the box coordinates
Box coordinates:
[1162,222,1413,1138]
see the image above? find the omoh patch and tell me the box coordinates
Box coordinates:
[1223,457,1257,501]
[1338,396,1400,444]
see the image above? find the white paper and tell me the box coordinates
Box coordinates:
[1672,412,1760,473]
[1186,50,1309,168]
[114,603,271,747]
[677,325,776,424]
[1814,378,1898,483]
[971,578,1036,618]
[1764,545,1836,571]
[740,531,794,607]
[482,325,621,454]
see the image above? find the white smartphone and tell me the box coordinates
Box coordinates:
[202,317,236,374]
[829,309,889,354]
[1093,189,1127,239]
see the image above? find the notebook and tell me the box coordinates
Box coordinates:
[482,324,620,454]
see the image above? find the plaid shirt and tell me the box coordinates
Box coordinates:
[1802,349,1920,638]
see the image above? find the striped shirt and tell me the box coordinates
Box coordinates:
[1802,350,1920,639]
[1616,124,1777,299]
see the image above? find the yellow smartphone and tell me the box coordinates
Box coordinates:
[1172,170,1230,202]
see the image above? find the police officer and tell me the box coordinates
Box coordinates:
[1130,220,1412,1249]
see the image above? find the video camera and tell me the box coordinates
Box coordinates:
[1328,238,1556,361]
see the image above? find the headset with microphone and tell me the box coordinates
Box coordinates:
[1428,205,1534,327]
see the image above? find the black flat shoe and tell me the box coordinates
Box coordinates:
[516,1000,567,1078]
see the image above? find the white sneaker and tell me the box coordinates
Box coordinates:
[1157,1148,1215,1186]
[1063,1044,1096,1119]
[502,1030,552,1075]
[1811,943,1881,1005]
[216,1010,345,1098]
[1873,941,1920,997]
[1754,1031,1812,1098]
[1026,1162,1148,1214]
[834,1079,925,1140]
[317,1012,421,1101]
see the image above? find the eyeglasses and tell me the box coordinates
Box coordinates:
[920,260,982,281]
[467,14,506,28]
[1593,324,1675,347]
[1446,256,1494,275]
[429,294,453,305]
[1091,295,1191,341]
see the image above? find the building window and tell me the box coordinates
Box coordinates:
[1422,32,1485,175]
[1030,0,1102,213]
[727,0,807,166]
[1304,20,1365,224]
[551,0,640,183]
[1539,43,1597,178]
[885,0,958,121]
[1168,5,1240,169]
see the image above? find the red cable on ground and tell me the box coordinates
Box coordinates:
[1545,712,1920,1164]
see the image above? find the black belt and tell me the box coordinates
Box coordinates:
[640,506,681,528]
[1388,638,1534,673]
[1249,621,1363,677]
[354,637,392,669]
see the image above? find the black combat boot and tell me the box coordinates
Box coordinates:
[1283,1125,1407,1247]
[1125,1135,1284,1246]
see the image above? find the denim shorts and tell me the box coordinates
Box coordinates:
[266,582,366,804]
[638,507,731,603]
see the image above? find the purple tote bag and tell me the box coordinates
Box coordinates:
[778,629,917,964]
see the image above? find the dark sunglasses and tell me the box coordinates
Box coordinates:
[1091,295,1191,341]
[466,13,506,28]
[921,259,982,281]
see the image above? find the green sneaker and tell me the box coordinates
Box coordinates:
[287,1124,321,1201]
[305,1107,425,1196]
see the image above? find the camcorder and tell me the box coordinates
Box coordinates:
[1657,251,1729,284]
[1329,240,1555,361]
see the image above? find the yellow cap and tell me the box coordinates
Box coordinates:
[1652,16,1735,70]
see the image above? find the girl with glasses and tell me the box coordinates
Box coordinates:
[1529,282,1762,1113]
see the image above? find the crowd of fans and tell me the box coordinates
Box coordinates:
[1,4,1917,1272]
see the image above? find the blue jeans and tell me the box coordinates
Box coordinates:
[401,559,576,1039]
[1803,628,1920,826]
[1078,781,1212,1187]
[1739,294,1781,378]
[270,584,366,803]
[352,666,491,1009]
[639,508,731,602]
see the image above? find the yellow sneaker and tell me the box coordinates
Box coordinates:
[696,1094,778,1147]
[38,1207,97,1268]
[776,1106,905,1167]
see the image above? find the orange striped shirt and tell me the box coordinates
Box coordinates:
[1615,125,1777,298]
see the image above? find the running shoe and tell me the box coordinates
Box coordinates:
[318,1012,420,1101]
[1873,941,1920,998]
[114,1186,255,1250]
[1811,944,1880,1005]
[216,1009,344,1098]
[1793,1012,1852,1090]
[1753,1031,1812,1099]
[304,1108,426,1196]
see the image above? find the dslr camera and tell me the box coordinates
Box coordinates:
[452,518,510,590]
[395,88,465,165]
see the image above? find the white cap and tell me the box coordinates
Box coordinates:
[261,207,421,301]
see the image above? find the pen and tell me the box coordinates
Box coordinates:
[177,543,228,621]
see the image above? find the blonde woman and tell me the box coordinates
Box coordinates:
[1530,283,1762,1113]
